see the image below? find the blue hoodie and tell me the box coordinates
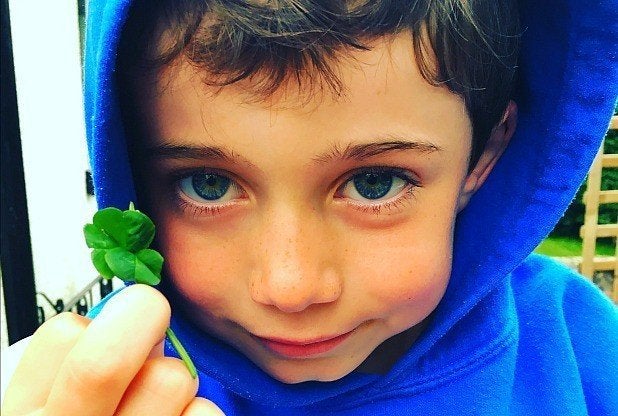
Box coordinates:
[84,0,618,414]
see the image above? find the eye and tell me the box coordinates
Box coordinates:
[178,172,243,204]
[338,167,417,202]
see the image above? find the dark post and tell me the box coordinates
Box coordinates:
[1,0,40,343]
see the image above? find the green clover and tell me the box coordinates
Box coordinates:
[84,202,197,378]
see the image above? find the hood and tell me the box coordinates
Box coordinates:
[84,0,618,408]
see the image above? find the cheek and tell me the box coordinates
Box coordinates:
[155,219,244,313]
[348,210,455,326]
[363,241,451,313]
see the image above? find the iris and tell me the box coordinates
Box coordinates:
[191,173,231,200]
[352,172,394,199]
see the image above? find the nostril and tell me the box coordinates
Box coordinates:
[249,272,269,305]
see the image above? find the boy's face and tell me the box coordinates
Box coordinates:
[133,33,475,383]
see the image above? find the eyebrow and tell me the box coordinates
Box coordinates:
[142,143,258,168]
[143,136,442,165]
[144,143,234,161]
[312,138,442,164]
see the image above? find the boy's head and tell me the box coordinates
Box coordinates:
[118,0,519,168]
[115,0,519,383]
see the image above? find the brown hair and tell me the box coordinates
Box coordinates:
[117,0,520,166]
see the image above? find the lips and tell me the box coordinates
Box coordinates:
[252,331,353,358]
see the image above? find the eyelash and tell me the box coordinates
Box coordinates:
[168,166,421,217]
[344,190,416,215]
[176,199,224,217]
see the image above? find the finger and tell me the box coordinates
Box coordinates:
[115,356,198,416]
[44,284,171,416]
[1,313,89,415]
[182,397,226,416]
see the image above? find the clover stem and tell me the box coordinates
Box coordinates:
[166,327,198,379]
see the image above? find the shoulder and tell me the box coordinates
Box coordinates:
[511,253,617,338]
[511,253,616,317]
[511,254,618,411]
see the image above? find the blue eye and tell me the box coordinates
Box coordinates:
[353,172,395,199]
[340,168,414,202]
[192,173,230,200]
[178,172,242,203]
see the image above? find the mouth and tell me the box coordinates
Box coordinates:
[251,331,354,358]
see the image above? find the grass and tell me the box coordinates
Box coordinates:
[534,236,615,257]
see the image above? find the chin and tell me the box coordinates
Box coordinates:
[260,359,358,384]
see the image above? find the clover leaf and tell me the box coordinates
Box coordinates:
[91,206,155,252]
[83,203,196,378]
[83,204,160,285]
[91,249,114,279]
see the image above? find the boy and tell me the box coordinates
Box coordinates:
[2,0,617,414]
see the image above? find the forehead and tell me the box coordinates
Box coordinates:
[132,32,471,155]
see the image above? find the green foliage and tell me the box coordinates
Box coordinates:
[535,236,615,257]
[84,205,163,285]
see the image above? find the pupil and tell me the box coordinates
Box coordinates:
[192,173,231,200]
[353,172,393,199]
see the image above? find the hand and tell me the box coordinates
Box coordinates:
[1,284,224,415]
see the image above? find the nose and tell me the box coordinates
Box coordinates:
[250,208,343,313]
